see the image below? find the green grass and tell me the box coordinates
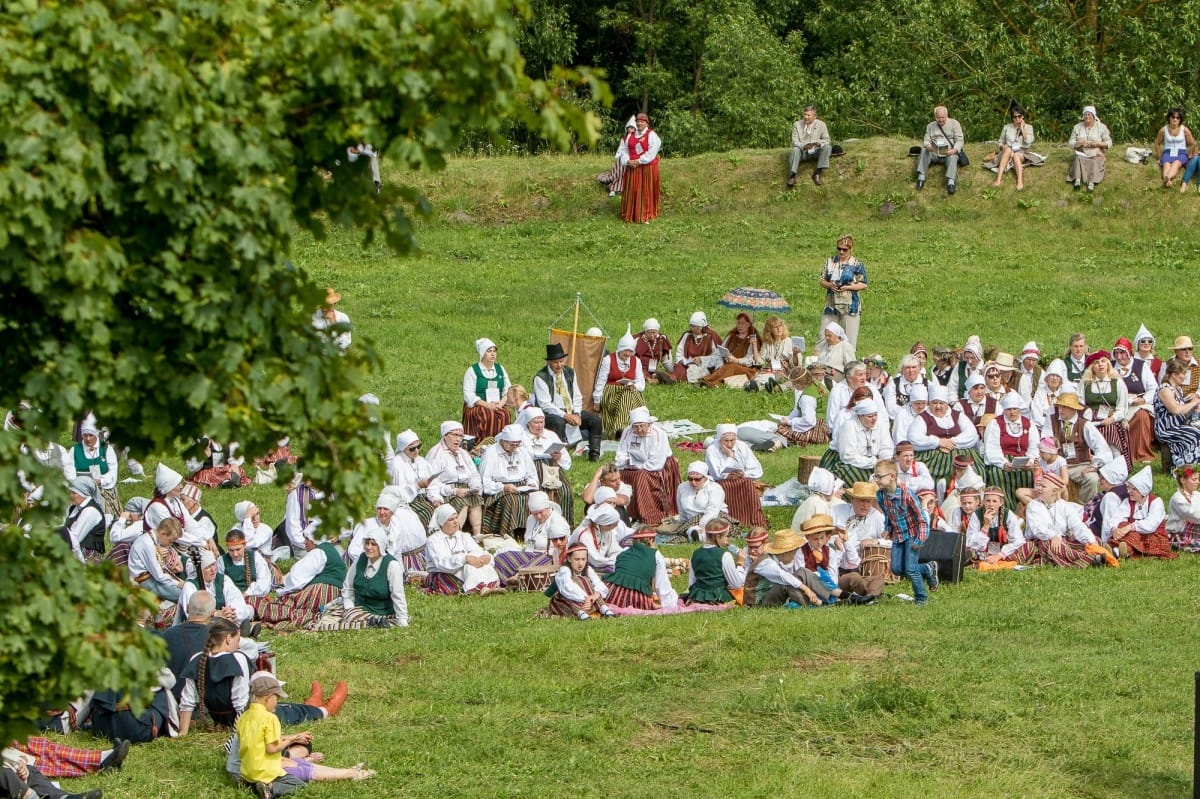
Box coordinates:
[67,138,1200,797]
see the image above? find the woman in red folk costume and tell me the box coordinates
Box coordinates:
[620,113,661,223]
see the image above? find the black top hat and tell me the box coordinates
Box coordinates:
[545,342,568,361]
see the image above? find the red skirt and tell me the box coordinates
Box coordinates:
[1126,411,1157,463]
[620,456,681,525]
[605,584,656,610]
[1120,529,1177,559]
[717,475,766,528]
[424,572,465,596]
[620,161,660,223]
[462,402,509,442]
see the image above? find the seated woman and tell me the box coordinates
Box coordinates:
[423,505,503,595]
[1030,359,1068,430]
[312,528,408,630]
[817,321,856,380]
[1166,464,1200,552]
[491,491,566,584]
[568,503,626,573]
[634,318,675,384]
[755,315,795,388]
[659,461,728,541]
[1079,349,1132,470]
[178,619,338,735]
[982,393,1038,510]
[254,535,347,629]
[701,312,761,388]
[387,429,437,527]
[519,407,575,525]
[736,365,830,454]
[791,466,839,530]
[424,421,484,537]
[615,406,681,525]
[1111,337,1158,464]
[186,437,250,489]
[826,362,881,437]
[1066,105,1111,191]
[592,327,646,438]
[686,520,743,605]
[705,423,766,528]
[539,542,614,619]
[1155,108,1194,189]
[965,486,1026,564]
[61,477,106,563]
[127,517,186,603]
[602,525,679,610]
[478,424,539,538]
[1101,466,1176,560]
[991,105,1035,190]
[222,528,273,602]
[600,116,636,196]
[1011,474,1108,568]
[882,354,930,420]
[582,462,633,523]
[671,311,723,384]
[957,373,996,440]
[1155,358,1200,468]
[174,549,254,632]
[822,398,894,486]
[461,337,511,442]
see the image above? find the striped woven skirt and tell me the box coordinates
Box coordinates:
[462,402,510,442]
[716,476,766,528]
[448,486,484,510]
[400,548,427,573]
[1169,522,1200,553]
[1011,538,1094,568]
[423,571,466,596]
[776,420,831,447]
[492,550,553,584]
[605,584,656,610]
[818,448,874,486]
[1126,411,1157,463]
[106,541,131,567]
[482,492,530,537]
[599,384,645,439]
[1097,421,1133,471]
[983,465,1034,511]
[99,487,122,522]
[309,603,395,631]
[620,456,681,525]
[916,448,983,482]
[409,496,436,528]
[252,584,341,628]
[541,591,590,618]
[1117,528,1176,559]
[619,160,660,223]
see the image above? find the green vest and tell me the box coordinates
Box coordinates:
[73,442,110,475]
[221,553,251,592]
[311,542,348,589]
[190,573,227,608]
[472,362,508,400]
[353,554,396,616]
[688,546,733,604]
[1083,380,1117,412]
[603,543,655,595]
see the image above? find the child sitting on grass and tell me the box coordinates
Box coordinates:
[236,675,373,799]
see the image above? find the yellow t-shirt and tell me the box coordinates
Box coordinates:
[236,702,285,784]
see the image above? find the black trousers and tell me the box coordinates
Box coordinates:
[543,411,603,456]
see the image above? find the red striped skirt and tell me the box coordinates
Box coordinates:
[620,456,681,525]
[776,420,831,447]
[1011,538,1094,568]
[424,571,465,596]
[106,542,131,567]
[401,548,427,573]
[605,584,656,610]
[462,402,509,442]
[619,161,661,223]
[19,738,102,778]
[492,550,553,584]
[717,476,766,527]
[1119,529,1177,559]
[1097,421,1133,471]
[253,584,341,628]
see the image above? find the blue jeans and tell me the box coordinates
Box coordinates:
[890,536,931,603]
[1183,156,1200,185]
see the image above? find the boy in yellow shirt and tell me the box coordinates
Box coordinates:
[237,675,312,798]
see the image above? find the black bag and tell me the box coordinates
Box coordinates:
[957,150,970,167]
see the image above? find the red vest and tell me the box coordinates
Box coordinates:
[606,353,637,381]
[629,130,657,163]
[998,418,1031,458]
[919,409,963,437]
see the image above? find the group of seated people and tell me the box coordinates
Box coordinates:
[785,103,1200,194]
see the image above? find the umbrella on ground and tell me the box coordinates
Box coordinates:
[717,287,791,314]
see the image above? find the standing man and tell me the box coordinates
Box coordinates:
[788,106,832,187]
[916,105,964,195]
[533,343,603,461]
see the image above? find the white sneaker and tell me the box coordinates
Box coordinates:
[893,593,915,602]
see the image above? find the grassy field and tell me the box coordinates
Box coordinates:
[67,138,1200,798]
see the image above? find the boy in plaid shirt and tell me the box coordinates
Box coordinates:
[874,459,938,604]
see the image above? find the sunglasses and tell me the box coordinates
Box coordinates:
[406,444,420,451]
[836,246,850,252]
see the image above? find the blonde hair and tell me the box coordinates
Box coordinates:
[761,315,790,345]
[836,234,855,250]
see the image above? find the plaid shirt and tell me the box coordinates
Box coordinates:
[877,486,928,544]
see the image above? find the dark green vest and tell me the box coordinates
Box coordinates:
[353,554,396,616]
[311,542,348,588]
[688,546,733,604]
[190,573,227,608]
[603,543,655,595]
[221,553,254,592]
[73,442,110,475]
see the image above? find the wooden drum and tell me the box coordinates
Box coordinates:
[860,541,899,585]
[512,564,559,592]
[797,454,822,483]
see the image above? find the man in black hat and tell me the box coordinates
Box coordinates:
[533,343,603,461]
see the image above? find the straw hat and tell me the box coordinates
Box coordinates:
[1172,336,1194,351]
[847,481,878,501]
[1054,392,1086,411]
[764,529,806,555]
[799,514,836,536]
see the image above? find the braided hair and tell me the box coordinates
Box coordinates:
[196,617,239,723]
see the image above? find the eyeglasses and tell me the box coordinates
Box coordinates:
[1012,113,1023,119]
[688,476,705,482]
[836,246,850,252]
[985,371,1000,378]
[1179,347,1194,352]
[406,444,420,451]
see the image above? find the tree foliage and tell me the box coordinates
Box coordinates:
[0,0,603,743]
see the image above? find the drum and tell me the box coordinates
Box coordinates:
[797,454,821,483]
[860,541,899,585]
[512,564,559,592]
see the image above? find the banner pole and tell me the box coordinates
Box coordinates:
[569,292,581,371]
